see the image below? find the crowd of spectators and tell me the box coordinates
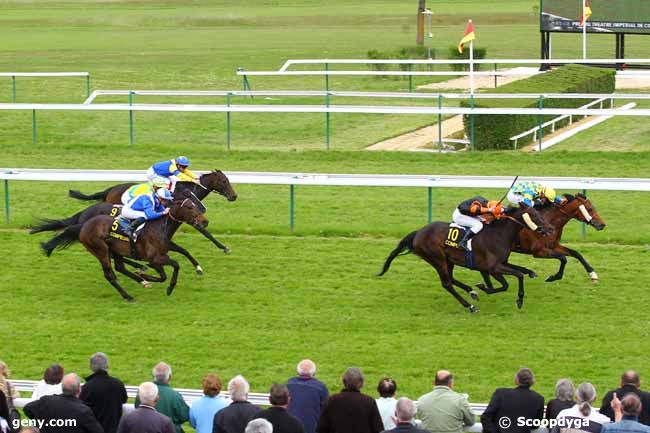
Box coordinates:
[1,357,650,433]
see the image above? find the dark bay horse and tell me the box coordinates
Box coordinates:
[68,170,237,253]
[378,207,552,313]
[41,197,208,301]
[477,193,606,291]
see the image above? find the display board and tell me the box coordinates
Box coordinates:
[541,0,650,34]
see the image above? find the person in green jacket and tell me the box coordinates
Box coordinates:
[416,370,476,433]
[135,362,190,433]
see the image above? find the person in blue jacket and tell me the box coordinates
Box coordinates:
[121,188,173,239]
[146,156,198,191]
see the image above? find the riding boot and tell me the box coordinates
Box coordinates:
[127,217,146,241]
[458,230,475,250]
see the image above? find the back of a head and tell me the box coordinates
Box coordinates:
[516,368,535,388]
[21,427,41,433]
[621,393,642,417]
[61,373,81,397]
[342,367,364,391]
[152,361,172,384]
[435,370,454,387]
[90,352,109,373]
[44,364,65,385]
[622,370,641,388]
[297,359,316,377]
[138,381,159,406]
[395,397,417,423]
[269,383,290,406]
[576,383,597,416]
[245,418,273,433]
[555,379,575,402]
[203,373,222,397]
[377,377,397,398]
[228,375,250,402]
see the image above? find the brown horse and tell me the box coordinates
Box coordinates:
[378,206,552,313]
[477,193,606,291]
[41,196,208,301]
[68,170,237,254]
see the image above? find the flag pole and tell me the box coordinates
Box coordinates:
[469,38,475,95]
[582,0,587,59]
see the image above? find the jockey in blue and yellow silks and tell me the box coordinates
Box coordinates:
[121,188,173,240]
[120,177,170,205]
[146,156,199,191]
[507,180,564,208]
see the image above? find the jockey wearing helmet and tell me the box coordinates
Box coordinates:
[121,188,173,240]
[120,176,171,205]
[507,180,564,208]
[452,196,504,250]
[146,156,198,191]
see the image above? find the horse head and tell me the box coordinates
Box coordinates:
[561,193,606,231]
[199,170,238,202]
[169,192,209,229]
[507,205,554,236]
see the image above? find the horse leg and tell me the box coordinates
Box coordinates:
[545,253,568,283]
[193,225,231,254]
[152,256,180,296]
[84,238,134,301]
[476,271,509,294]
[168,241,204,275]
[448,262,479,301]
[114,255,153,289]
[557,244,598,282]
[424,258,478,313]
[504,262,537,279]
[494,263,525,309]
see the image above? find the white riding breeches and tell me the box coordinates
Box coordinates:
[452,208,484,234]
[121,206,146,220]
[120,190,132,205]
[146,167,157,181]
[507,190,525,205]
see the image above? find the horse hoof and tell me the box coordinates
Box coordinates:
[223,247,231,254]
[545,275,560,283]
[516,299,524,309]
[469,305,479,314]
[589,271,599,282]
[528,271,537,279]
[141,280,152,289]
[125,297,136,303]
[470,290,479,301]
[166,286,175,296]
[135,267,148,276]
[195,266,204,275]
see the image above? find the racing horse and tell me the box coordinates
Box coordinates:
[477,193,606,292]
[378,206,552,313]
[68,170,237,253]
[40,195,208,301]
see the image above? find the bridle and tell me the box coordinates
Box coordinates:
[553,198,595,226]
[166,198,193,224]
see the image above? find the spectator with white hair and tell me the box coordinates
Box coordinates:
[383,397,431,433]
[245,419,273,433]
[80,352,128,433]
[546,379,576,421]
[316,367,383,433]
[135,362,189,433]
[24,373,104,433]
[287,360,329,433]
[117,382,175,433]
[554,383,610,433]
[212,375,261,433]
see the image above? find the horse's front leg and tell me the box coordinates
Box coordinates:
[556,244,598,282]
[168,241,204,275]
[152,255,181,296]
[493,263,526,309]
[193,225,231,254]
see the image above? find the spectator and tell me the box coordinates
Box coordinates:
[547,379,575,421]
[480,368,544,433]
[316,367,383,433]
[382,397,430,433]
[213,375,261,433]
[601,394,650,433]
[0,361,19,406]
[32,364,64,400]
[376,378,398,431]
[1,391,9,433]
[254,384,304,433]
[287,360,329,433]
[23,373,104,433]
[20,428,41,433]
[117,382,175,433]
[190,374,228,433]
[417,370,474,433]
[135,362,189,433]
[80,353,128,433]
[555,383,610,433]
[601,371,650,426]
[245,419,273,433]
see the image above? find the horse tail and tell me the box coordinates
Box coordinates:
[41,224,83,257]
[68,187,112,202]
[377,230,417,276]
[30,212,81,234]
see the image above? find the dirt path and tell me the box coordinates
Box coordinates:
[365,115,464,151]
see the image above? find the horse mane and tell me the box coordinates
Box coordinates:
[563,193,575,202]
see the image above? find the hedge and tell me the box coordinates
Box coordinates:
[460,65,615,150]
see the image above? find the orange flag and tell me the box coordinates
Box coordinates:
[458,20,476,54]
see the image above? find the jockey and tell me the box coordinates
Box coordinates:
[507,180,564,208]
[146,156,198,191]
[452,196,503,250]
[120,176,171,205]
[121,188,173,240]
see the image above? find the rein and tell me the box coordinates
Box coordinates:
[553,199,593,224]
[500,215,526,228]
